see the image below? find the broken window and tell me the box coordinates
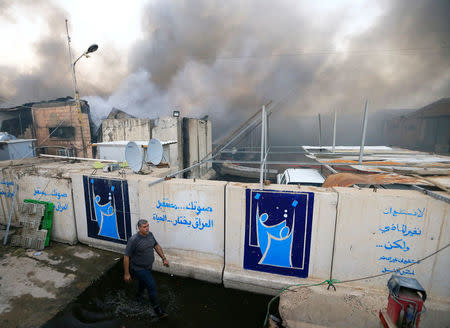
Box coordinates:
[49,126,75,139]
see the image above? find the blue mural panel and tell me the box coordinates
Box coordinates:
[244,189,314,277]
[83,176,131,244]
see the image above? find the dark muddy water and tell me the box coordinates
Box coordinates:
[42,261,275,328]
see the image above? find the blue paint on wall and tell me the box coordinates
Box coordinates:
[244,189,314,277]
[83,176,131,244]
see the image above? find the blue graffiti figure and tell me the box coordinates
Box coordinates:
[256,209,295,268]
[94,194,120,239]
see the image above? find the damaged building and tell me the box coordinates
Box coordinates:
[0,97,96,158]
[96,108,212,178]
[384,98,450,154]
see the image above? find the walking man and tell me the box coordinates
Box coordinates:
[124,219,169,318]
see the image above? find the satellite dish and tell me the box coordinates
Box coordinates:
[125,141,143,172]
[147,138,163,165]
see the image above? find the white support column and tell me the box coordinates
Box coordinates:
[318,114,322,149]
[260,105,266,189]
[359,100,369,165]
[332,109,337,153]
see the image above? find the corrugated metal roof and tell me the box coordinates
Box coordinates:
[322,173,429,188]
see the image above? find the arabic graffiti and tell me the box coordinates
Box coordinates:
[0,190,15,198]
[378,256,417,265]
[382,207,425,218]
[0,180,15,198]
[379,223,422,237]
[152,198,214,232]
[376,206,426,276]
[381,267,415,276]
[156,199,213,215]
[376,239,410,252]
[152,213,213,231]
[244,189,314,278]
[55,202,69,213]
[34,188,68,200]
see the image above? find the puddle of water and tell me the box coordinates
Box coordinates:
[42,261,275,328]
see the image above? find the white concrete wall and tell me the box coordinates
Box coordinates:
[0,169,18,226]
[186,119,199,177]
[65,171,450,300]
[0,169,77,244]
[184,119,212,178]
[139,177,226,283]
[332,187,450,300]
[71,173,226,283]
[224,183,337,295]
[17,176,76,244]
[72,173,141,253]
[152,117,179,169]
[102,118,152,142]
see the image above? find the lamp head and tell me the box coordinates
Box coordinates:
[86,44,98,54]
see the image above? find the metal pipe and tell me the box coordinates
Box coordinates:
[318,114,322,149]
[208,159,448,168]
[148,153,221,187]
[332,109,337,153]
[260,147,269,189]
[264,109,270,182]
[65,20,77,102]
[265,108,269,155]
[65,19,87,158]
[39,154,119,163]
[325,164,338,174]
[260,105,266,188]
[412,185,450,204]
[3,184,18,245]
[359,100,369,164]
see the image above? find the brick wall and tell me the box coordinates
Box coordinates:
[32,104,92,158]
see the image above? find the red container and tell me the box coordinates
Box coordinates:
[387,288,425,327]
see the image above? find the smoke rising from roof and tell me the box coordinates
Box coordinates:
[1,0,449,144]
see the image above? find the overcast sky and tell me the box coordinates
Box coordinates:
[0,0,448,143]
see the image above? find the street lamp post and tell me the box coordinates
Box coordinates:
[65,19,98,158]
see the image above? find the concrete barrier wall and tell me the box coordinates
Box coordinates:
[332,187,450,300]
[0,168,77,244]
[64,172,450,300]
[72,173,226,283]
[72,174,140,253]
[138,177,226,283]
[223,183,337,295]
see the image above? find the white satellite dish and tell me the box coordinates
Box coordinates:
[147,138,163,165]
[125,141,143,173]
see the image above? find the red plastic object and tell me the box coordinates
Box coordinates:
[386,288,425,327]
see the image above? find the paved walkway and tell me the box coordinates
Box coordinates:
[0,242,119,328]
[279,284,450,328]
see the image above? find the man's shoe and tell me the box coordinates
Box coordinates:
[154,305,168,319]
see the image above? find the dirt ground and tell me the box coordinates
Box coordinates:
[279,284,450,328]
[0,242,119,328]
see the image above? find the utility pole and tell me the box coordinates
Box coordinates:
[65,19,98,158]
[359,100,369,164]
[332,109,337,153]
[318,114,322,150]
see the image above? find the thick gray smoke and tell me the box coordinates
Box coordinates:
[0,1,121,106]
[1,0,449,145]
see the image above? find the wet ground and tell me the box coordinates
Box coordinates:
[0,243,119,328]
[42,260,274,328]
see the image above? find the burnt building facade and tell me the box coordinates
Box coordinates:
[384,98,450,154]
[0,97,96,158]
